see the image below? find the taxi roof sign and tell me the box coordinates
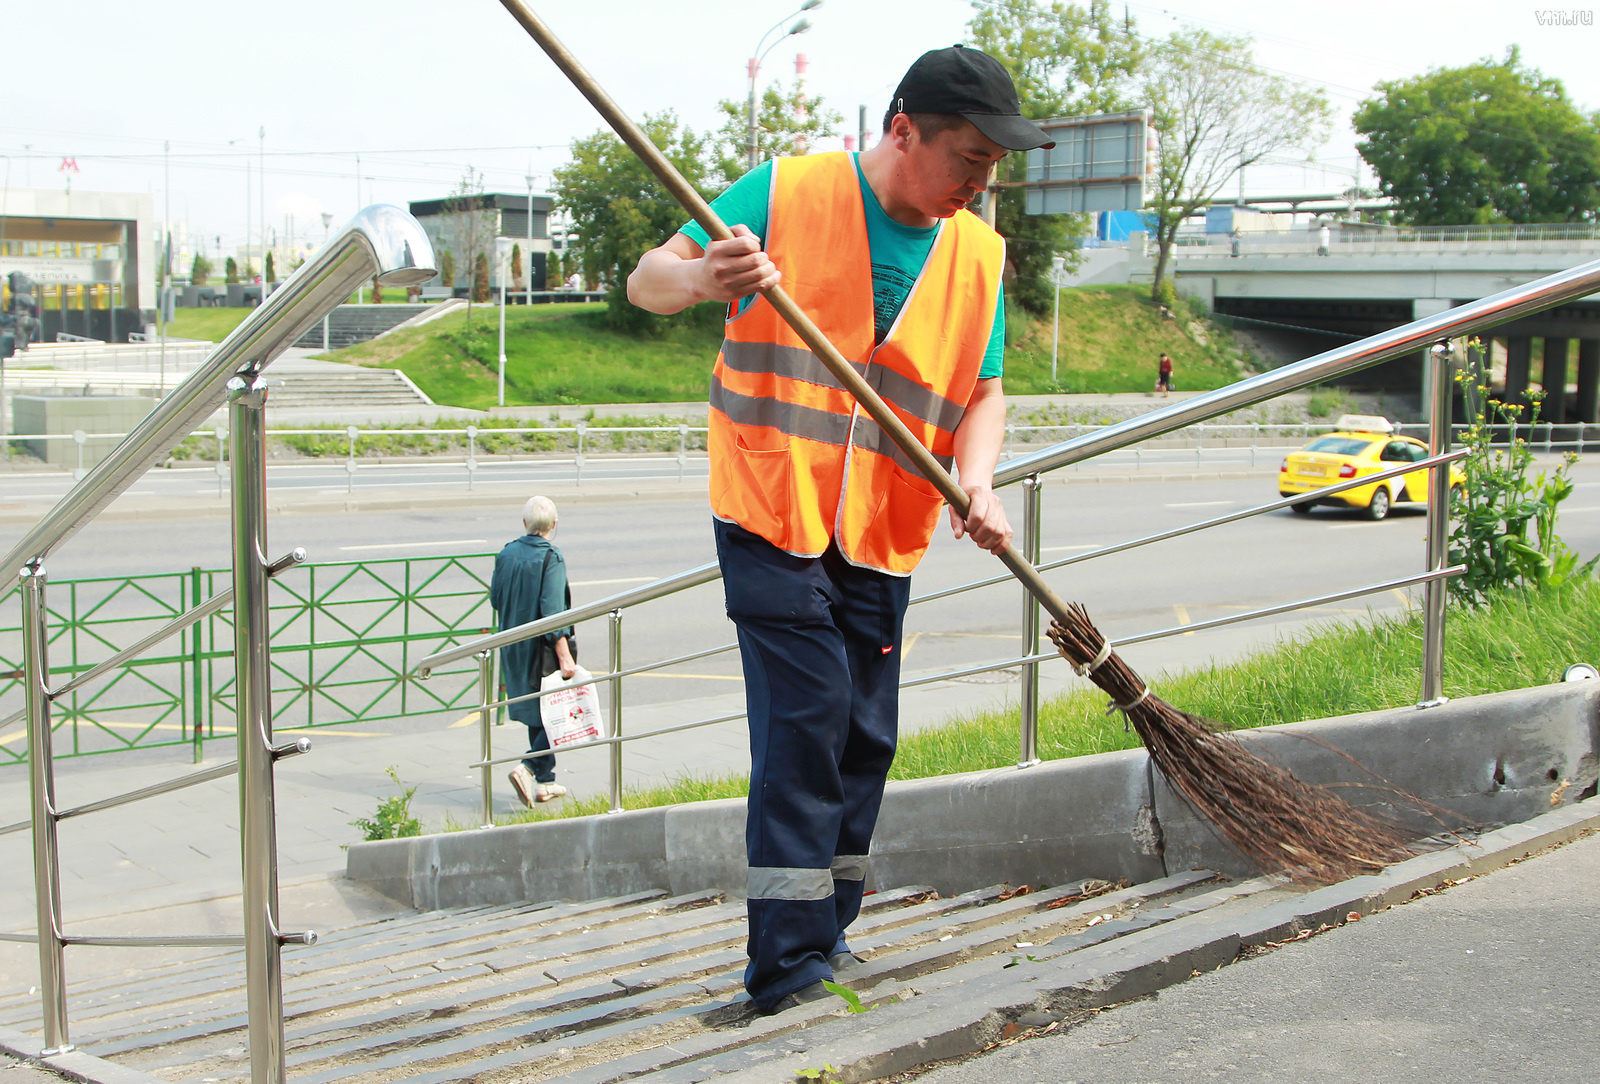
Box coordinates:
[1335,414,1394,435]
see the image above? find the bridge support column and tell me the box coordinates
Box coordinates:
[1577,339,1600,425]
[1542,337,1570,422]
[1504,336,1532,411]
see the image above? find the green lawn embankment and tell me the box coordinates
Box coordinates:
[325,287,1250,410]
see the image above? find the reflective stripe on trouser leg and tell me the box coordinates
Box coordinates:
[715,520,907,1012]
[830,854,870,958]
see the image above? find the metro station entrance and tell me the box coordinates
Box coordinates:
[1,213,143,342]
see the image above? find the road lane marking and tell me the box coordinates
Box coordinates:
[648,673,744,681]
[1391,589,1413,609]
[1165,501,1235,509]
[339,539,487,552]
[1173,603,1194,636]
[1041,544,1098,553]
[571,576,657,587]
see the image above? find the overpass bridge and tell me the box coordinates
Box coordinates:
[1076,223,1600,421]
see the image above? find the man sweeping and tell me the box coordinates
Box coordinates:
[628,44,1053,1015]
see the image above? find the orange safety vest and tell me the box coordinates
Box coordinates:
[708,152,1004,575]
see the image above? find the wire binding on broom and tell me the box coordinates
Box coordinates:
[1047,602,1414,884]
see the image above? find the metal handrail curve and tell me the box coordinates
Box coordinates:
[416,255,1600,672]
[0,205,435,589]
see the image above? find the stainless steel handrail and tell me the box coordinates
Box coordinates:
[994,256,1600,484]
[0,205,435,589]
[413,561,720,678]
[913,450,1471,605]
[7,206,435,1071]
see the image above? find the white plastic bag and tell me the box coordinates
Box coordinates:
[539,666,605,748]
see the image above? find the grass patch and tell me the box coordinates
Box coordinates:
[328,288,1252,409]
[462,580,1600,830]
[326,304,723,410]
[999,284,1251,395]
[165,308,252,342]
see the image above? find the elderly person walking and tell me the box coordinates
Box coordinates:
[490,495,577,806]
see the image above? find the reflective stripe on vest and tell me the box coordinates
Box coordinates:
[708,152,1003,575]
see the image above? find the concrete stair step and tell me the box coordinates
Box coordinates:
[31,869,1289,1084]
[292,306,434,350]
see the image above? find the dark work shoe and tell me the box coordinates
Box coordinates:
[828,951,867,983]
[763,980,835,1015]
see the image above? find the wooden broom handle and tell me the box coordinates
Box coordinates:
[498,0,1074,627]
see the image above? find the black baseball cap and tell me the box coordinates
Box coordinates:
[891,45,1055,151]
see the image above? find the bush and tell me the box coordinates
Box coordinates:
[1448,357,1597,606]
[1306,387,1351,418]
[472,253,490,303]
[1154,277,1179,312]
[350,767,422,840]
[191,254,212,286]
[224,256,239,284]
[438,251,456,295]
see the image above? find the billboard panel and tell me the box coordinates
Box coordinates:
[1022,110,1150,215]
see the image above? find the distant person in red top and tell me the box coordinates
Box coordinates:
[1157,352,1174,397]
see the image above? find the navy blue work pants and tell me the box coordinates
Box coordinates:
[713,519,910,1012]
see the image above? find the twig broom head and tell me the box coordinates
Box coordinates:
[1048,604,1412,883]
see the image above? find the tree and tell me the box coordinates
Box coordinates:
[713,80,842,181]
[472,252,490,303]
[224,256,239,284]
[265,250,276,283]
[1142,29,1331,303]
[1354,48,1600,226]
[190,254,212,286]
[439,167,500,323]
[554,111,716,333]
[968,0,1142,315]
[438,250,456,296]
[511,243,524,291]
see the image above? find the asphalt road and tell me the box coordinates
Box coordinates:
[5,456,1600,765]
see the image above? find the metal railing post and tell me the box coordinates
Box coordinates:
[477,650,494,827]
[228,374,288,1084]
[608,608,623,813]
[1018,475,1043,768]
[1420,342,1453,708]
[678,422,688,482]
[575,420,587,485]
[21,563,70,1056]
[190,565,206,764]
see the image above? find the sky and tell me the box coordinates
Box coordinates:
[7,0,1600,260]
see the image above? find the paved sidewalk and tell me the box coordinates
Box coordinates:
[919,826,1600,1084]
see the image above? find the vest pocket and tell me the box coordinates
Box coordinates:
[731,434,793,539]
[878,469,945,567]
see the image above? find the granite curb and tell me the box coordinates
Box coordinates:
[697,799,1600,1084]
[0,1023,169,1084]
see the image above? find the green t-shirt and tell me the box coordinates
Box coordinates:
[679,156,1004,379]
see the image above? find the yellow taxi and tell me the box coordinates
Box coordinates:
[1278,415,1463,520]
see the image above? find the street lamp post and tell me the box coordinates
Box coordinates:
[1050,256,1066,386]
[525,174,536,307]
[496,236,515,407]
[746,1,821,173]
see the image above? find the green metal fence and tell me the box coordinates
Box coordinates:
[0,553,497,764]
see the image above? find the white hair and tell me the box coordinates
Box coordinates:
[521,495,558,536]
